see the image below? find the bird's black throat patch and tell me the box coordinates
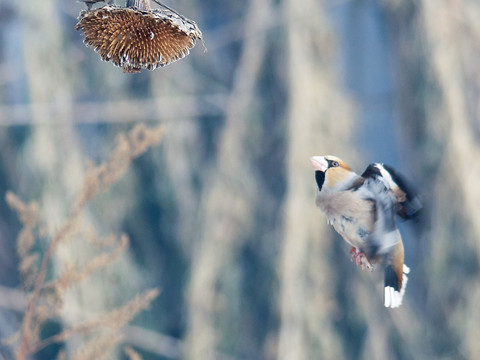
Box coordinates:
[315,171,325,191]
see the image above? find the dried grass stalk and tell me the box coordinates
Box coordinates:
[6,193,39,289]
[75,124,163,209]
[71,331,122,360]
[30,288,159,353]
[6,124,163,360]
[45,235,129,293]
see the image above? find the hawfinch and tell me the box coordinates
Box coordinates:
[310,155,421,308]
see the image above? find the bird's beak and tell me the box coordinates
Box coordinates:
[310,156,328,172]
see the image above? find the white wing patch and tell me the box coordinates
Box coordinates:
[375,163,397,190]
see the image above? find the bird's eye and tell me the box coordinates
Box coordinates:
[331,161,339,167]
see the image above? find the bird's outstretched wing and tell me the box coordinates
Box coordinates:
[361,163,419,308]
[381,164,422,219]
[362,175,398,257]
[361,163,422,220]
[360,163,422,258]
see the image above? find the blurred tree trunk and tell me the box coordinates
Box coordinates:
[419,1,480,358]
[277,0,353,358]
[19,0,84,354]
[151,60,204,258]
[184,0,272,357]
[386,0,480,358]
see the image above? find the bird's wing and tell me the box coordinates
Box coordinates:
[381,164,422,219]
[361,163,422,219]
[359,163,416,308]
[362,176,399,258]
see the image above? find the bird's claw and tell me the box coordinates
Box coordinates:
[350,247,373,271]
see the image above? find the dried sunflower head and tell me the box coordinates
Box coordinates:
[75,2,203,73]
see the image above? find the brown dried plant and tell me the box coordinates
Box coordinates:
[5,124,162,360]
[75,2,203,73]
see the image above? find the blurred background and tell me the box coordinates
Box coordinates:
[1,0,480,359]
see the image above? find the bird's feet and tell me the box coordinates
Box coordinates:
[350,247,373,271]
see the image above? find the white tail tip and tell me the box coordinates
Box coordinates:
[384,264,410,308]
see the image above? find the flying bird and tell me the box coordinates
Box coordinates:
[75,0,204,73]
[310,155,421,308]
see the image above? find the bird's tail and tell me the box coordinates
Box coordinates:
[384,263,409,308]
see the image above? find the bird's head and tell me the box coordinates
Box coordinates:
[310,155,358,193]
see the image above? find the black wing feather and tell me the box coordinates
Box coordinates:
[382,164,422,219]
[362,163,422,220]
[361,163,382,179]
